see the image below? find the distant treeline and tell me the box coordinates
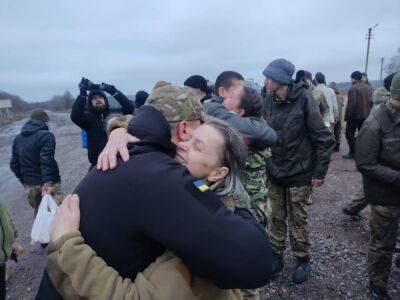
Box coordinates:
[0,90,74,112]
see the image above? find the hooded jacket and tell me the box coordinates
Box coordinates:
[356,102,400,206]
[262,82,336,186]
[70,90,134,165]
[10,119,60,185]
[203,97,277,148]
[37,105,274,299]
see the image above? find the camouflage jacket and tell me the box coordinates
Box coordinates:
[311,87,331,126]
[372,86,390,107]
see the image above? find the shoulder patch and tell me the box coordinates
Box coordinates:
[193,180,209,192]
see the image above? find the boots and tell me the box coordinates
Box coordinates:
[292,259,310,284]
[369,281,391,300]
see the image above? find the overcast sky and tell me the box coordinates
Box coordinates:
[1,0,399,101]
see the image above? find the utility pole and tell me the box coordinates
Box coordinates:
[380,57,384,82]
[365,23,378,75]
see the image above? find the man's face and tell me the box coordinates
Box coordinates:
[91,94,106,108]
[219,80,244,110]
[265,77,281,92]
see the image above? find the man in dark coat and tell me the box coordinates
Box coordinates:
[356,71,400,300]
[70,77,134,168]
[262,58,335,284]
[343,71,373,159]
[10,109,62,216]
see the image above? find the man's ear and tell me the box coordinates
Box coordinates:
[237,108,245,117]
[218,86,226,98]
[207,166,229,183]
[177,121,189,142]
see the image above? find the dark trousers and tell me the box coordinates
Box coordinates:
[334,122,342,147]
[345,119,365,154]
[0,264,5,300]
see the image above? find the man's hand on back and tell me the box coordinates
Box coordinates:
[97,128,140,171]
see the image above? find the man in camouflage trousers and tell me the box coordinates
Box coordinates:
[355,71,400,300]
[10,110,63,217]
[343,72,396,218]
[262,59,335,284]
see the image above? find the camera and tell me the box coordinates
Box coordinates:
[87,81,103,91]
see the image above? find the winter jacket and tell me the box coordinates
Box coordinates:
[203,98,277,148]
[45,232,243,300]
[10,120,60,185]
[262,82,336,186]
[356,101,400,206]
[70,90,134,165]
[315,84,338,122]
[345,81,373,121]
[0,201,16,264]
[37,106,274,299]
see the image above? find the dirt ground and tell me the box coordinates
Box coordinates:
[0,112,399,299]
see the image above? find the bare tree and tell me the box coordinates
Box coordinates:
[384,47,400,75]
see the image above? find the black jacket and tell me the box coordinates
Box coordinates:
[37,106,274,299]
[10,120,60,185]
[263,82,336,186]
[70,90,134,165]
[356,103,400,206]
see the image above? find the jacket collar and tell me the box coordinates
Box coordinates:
[373,102,400,132]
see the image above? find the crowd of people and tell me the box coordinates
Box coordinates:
[4,58,400,300]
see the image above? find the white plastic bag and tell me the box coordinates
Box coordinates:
[31,194,58,244]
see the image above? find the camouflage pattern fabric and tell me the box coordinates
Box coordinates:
[368,204,400,289]
[311,87,331,125]
[106,115,133,136]
[345,185,368,214]
[26,182,63,216]
[241,288,260,300]
[145,85,205,122]
[372,86,390,107]
[267,181,311,260]
[239,146,271,227]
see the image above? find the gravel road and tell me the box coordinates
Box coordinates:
[0,112,399,299]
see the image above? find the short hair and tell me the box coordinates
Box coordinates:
[215,71,244,97]
[239,86,263,118]
[184,75,208,93]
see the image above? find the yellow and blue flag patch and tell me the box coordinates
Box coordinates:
[193,180,209,192]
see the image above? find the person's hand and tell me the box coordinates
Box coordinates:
[101,82,117,95]
[96,128,140,171]
[51,194,80,242]
[78,77,90,94]
[11,243,24,256]
[42,183,54,196]
[311,179,325,187]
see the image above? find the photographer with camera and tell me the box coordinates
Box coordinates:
[70,77,134,169]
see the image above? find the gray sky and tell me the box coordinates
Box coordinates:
[1,0,399,101]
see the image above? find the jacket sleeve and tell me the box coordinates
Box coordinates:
[356,121,400,186]
[70,95,90,130]
[10,140,22,183]
[204,102,277,148]
[49,232,140,300]
[305,95,336,180]
[113,90,135,115]
[39,133,60,184]
[345,88,355,121]
[140,178,274,289]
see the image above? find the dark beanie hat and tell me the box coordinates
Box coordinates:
[295,70,306,83]
[304,71,312,80]
[351,71,362,81]
[184,75,208,93]
[30,109,49,123]
[135,90,149,108]
[315,72,326,84]
[262,58,295,85]
[383,73,396,92]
